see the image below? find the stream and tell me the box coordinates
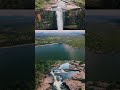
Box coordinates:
[51,62,79,90]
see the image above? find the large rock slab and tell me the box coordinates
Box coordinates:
[63,79,84,90]
[37,76,53,90]
[72,71,85,80]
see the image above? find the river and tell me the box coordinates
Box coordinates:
[35,44,85,63]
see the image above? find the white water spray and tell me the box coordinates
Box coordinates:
[50,70,62,90]
[56,0,66,30]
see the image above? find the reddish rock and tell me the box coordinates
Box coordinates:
[72,71,85,80]
[63,79,83,90]
[44,76,53,84]
[37,76,53,90]
[38,83,51,90]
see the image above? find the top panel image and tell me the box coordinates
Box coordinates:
[35,0,85,30]
[0,0,34,9]
[86,0,120,9]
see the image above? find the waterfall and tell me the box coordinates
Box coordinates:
[51,70,63,90]
[56,0,66,30]
[56,9,63,30]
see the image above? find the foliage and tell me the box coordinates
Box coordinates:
[36,35,85,48]
[35,60,58,88]
[35,0,50,10]
[74,0,85,7]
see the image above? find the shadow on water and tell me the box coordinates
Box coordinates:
[35,44,85,62]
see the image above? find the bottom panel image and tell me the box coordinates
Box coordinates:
[35,30,85,90]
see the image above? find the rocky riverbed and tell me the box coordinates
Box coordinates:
[36,60,85,90]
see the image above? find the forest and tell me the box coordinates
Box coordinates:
[35,0,85,9]
[35,35,85,48]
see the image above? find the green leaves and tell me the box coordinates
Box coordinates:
[35,0,50,9]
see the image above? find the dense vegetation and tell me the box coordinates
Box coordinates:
[35,35,85,48]
[35,0,50,10]
[35,0,85,10]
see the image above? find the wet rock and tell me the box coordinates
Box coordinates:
[63,79,84,90]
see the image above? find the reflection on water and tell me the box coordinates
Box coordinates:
[63,44,76,59]
[35,44,85,62]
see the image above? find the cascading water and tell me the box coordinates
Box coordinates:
[50,62,79,90]
[56,0,66,30]
[56,8,63,30]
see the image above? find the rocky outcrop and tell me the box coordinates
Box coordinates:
[72,71,85,80]
[69,60,85,72]
[37,76,53,90]
[63,79,85,90]
[63,60,85,90]
[36,60,85,90]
